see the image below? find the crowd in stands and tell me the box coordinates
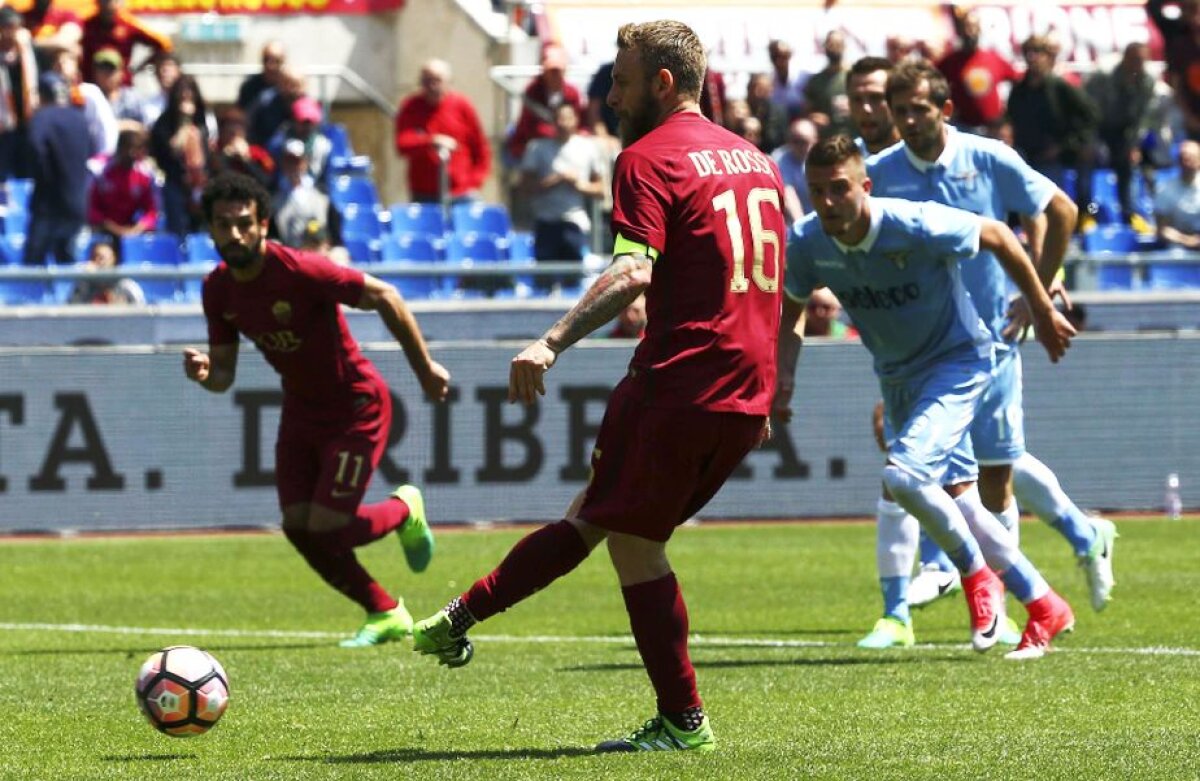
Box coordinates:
[5,0,1200,308]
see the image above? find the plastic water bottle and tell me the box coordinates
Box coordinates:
[1165,473,1183,521]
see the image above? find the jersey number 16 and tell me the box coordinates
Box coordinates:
[713,187,782,294]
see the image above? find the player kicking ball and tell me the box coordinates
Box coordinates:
[774,136,1077,660]
[182,172,449,648]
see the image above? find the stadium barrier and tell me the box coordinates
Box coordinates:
[0,335,1195,532]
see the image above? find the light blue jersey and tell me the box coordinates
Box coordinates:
[866,127,1055,344]
[785,196,991,384]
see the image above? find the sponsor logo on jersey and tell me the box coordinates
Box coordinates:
[835,283,921,310]
[272,300,292,324]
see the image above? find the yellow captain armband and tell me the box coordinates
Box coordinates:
[613,233,661,263]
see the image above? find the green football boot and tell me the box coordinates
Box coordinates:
[595,714,716,753]
[392,485,435,573]
[338,601,413,648]
[856,617,916,649]
[412,609,474,668]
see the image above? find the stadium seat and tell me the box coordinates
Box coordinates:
[185,233,221,264]
[329,175,381,210]
[451,203,511,240]
[328,155,373,177]
[5,178,33,212]
[1089,169,1120,224]
[341,236,379,265]
[1146,259,1200,290]
[3,205,27,238]
[390,202,447,239]
[445,232,504,263]
[120,235,184,302]
[381,233,441,262]
[339,203,386,241]
[1082,224,1138,254]
[323,123,353,158]
[507,230,535,261]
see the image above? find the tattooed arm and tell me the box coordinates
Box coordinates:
[508,251,653,404]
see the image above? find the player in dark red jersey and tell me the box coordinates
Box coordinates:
[182,172,451,648]
[412,20,785,753]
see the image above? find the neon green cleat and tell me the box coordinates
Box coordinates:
[856,617,915,649]
[595,714,716,753]
[392,485,435,573]
[412,610,473,668]
[999,615,1022,646]
[1079,517,1118,612]
[338,601,413,648]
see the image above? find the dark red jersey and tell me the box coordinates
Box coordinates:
[611,111,785,415]
[202,242,386,423]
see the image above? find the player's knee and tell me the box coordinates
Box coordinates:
[882,464,923,502]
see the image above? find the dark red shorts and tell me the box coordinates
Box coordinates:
[577,373,765,542]
[275,389,392,513]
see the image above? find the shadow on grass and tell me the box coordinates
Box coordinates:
[562,653,973,672]
[279,746,596,763]
[102,754,197,762]
[6,642,326,657]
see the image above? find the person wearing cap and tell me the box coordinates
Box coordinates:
[25,71,92,265]
[80,0,171,86]
[394,58,491,203]
[505,43,585,163]
[267,94,333,189]
[0,6,38,180]
[273,137,337,250]
[91,46,149,125]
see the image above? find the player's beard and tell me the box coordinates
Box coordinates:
[618,91,659,146]
[220,237,263,270]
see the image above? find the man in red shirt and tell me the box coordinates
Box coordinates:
[88,127,157,244]
[394,59,491,203]
[80,0,171,86]
[412,20,784,753]
[505,44,586,162]
[182,173,451,648]
[936,8,1017,133]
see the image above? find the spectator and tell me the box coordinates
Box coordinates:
[698,63,728,127]
[247,66,304,147]
[272,138,336,250]
[24,72,92,266]
[92,47,148,125]
[745,72,787,152]
[607,293,646,339]
[936,7,1018,133]
[585,59,618,139]
[297,219,349,266]
[24,0,82,72]
[1007,35,1098,225]
[209,107,275,189]
[267,95,333,190]
[804,30,851,135]
[237,41,286,114]
[150,74,210,237]
[68,238,145,305]
[1154,140,1200,248]
[506,43,585,163]
[48,45,118,161]
[88,127,156,244]
[519,101,605,289]
[771,117,818,223]
[394,58,491,203]
[735,115,763,148]
[80,0,171,86]
[142,51,181,127]
[803,287,857,338]
[1086,42,1158,230]
[0,7,38,180]
[1148,0,1200,141]
[767,39,807,118]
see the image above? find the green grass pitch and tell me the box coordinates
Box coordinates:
[1,517,1198,780]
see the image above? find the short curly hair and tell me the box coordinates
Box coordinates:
[201,172,272,223]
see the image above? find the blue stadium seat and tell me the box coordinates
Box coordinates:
[1146,259,1200,290]
[121,234,185,265]
[1082,224,1138,254]
[341,237,379,265]
[5,178,33,212]
[445,232,504,263]
[381,233,441,262]
[451,203,511,240]
[0,235,47,303]
[328,155,373,177]
[3,205,27,238]
[390,202,447,239]
[340,203,386,241]
[185,233,220,264]
[507,230,535,261]
[1089,169,1120,224]
[329,175,381,210]
[323,123,353,158]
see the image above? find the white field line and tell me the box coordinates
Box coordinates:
[1,622,1198,658]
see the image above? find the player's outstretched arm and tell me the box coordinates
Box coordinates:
[980,218,1076,363]
[508,251,652,405]
[772,295,807,424]
[182,344,237,393]
[359,274,450,402]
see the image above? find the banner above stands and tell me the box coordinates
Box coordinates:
[545,0,1160,77]
[20,0,405,15]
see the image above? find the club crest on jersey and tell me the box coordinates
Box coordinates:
[272,300,293,324]
[883,251,909,270]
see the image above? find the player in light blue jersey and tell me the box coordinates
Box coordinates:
[868,60,1118,625]
[775,136,1078,659]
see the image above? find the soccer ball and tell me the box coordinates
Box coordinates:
[135,645,230,737]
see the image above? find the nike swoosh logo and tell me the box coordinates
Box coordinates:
[980,615,999,639]
[937,580,954,596]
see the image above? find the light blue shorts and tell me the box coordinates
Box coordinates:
[881,351,992,485]
[945,345,1025,485]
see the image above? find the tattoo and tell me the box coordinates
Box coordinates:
[542,252,652,353]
